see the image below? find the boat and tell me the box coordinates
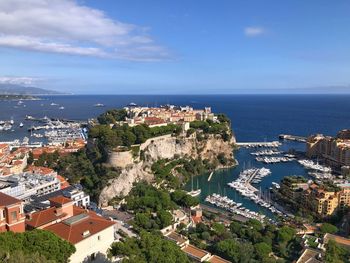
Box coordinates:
[207,171,214,182]
[188,189,201,197]
[188,176,201,197]
[50,103,59,106]
[59,106,65,110]
[25,115,34,120]
[94,103,105,107]
[19,122,24,128]
[128,102,137,107]
[32,133,44,138]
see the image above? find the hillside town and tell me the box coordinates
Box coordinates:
[0,108,350,263]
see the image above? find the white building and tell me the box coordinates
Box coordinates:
[0,173,60,201]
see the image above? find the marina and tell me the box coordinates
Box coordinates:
[236,141,281,148]
[255,156,296,164]
[298,159,332,173]
[279,134,307,143]
[226,167,287,218]
[205,193,266,222]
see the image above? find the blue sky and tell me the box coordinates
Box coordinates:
[0,0,350,94]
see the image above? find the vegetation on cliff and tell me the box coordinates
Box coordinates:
[91,110,182,149]
[121,182,198,232]
[151,158,212,189]
[30,109,235,203]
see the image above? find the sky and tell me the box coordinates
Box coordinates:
[0,0,350,94]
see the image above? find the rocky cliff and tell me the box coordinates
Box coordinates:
[99,132,236,206]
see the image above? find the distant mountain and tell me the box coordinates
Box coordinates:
[0,83,65,95]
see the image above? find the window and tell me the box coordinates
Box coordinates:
[98,235,101,241]
[11,211,17,221]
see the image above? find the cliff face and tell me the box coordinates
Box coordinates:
[99,132,236,206]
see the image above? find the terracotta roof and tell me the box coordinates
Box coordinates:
[166,231,188,245]
[296,248,322,263]
[324,233,350,249]
[182,244,209,260]
[191,215,202,224]
[26,207,67,228]
[49,195,73,205]
[26,205,86,228]
[26,165,55,175]
[57,175,70,189]
[209,255,231,263]
[0,144,9,150]
[0,192,21,207]
[44,211,115,244]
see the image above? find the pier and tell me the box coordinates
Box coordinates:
[236,141,281,148]
[279,134,307,142]
[244,169,259,192]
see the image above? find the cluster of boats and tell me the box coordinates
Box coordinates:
[251,150,282,156]
[226,168,286,217]
[205,194,266,222]
[0,119,23,131]
[28,119,81,131]
[298,160,332,173]
[308,171,333,180]
[46,128,85,144]
[255,156,295,164]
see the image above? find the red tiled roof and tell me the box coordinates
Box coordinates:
[57,175,70,189]
[182,244,209,260]
[26,204,86,229]
[209,255,231,263]
[0,192,21,207]
[26,207,67,228]
[49,195,73,205]
[44,211,115,244]
[26,165,55,175]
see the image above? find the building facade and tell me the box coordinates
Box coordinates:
[0,192,25,233]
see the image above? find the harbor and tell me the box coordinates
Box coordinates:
[236,141,281,148]
[205,193,266,222]
[184,139,313,220]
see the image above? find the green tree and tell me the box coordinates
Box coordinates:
[320,223,338,234]
[0,230,75,263]
[325,240,350,263]
[109,231,190,263]
[212,222,226,236]
[27,151,34,165]
[255,242,272,259]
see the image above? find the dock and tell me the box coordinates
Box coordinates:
[243,169,259,192]
[199,204,250,223]
[279,134,307,142]
[236,141,281,148]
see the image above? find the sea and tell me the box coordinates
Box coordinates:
[1,94,350,217]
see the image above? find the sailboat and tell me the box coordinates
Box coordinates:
[207,171,214,181]
[188,175,201,197]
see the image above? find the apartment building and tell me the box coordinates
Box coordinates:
[0,192,25,233]
[26,196,116,263]
[306,130,350,168]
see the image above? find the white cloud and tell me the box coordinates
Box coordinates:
[0,0,170,61]
[0,76,40,86]
[244,26,266,37]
